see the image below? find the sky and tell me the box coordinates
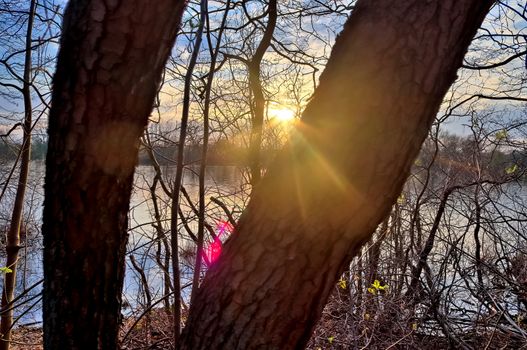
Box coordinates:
[0,0,526,144]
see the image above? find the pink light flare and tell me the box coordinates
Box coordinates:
[204,220,234,264]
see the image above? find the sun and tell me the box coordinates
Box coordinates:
[269,106,296,123]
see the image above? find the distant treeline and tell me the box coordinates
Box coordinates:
[418,135,527,181]
[0,138,275,166]
[0,140,47,162]
[1,138,525,175]
[138,139,279,167]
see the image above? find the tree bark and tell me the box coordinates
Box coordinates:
[42,1,185,349]
[179,1,494,349]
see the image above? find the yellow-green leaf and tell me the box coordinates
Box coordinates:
[495,129,507,141]
[371,279,388,291]
[505,164,518,175]
[0,267,12,273]
[367,287,376,295]
[397,193,405,205]
[328,336,334,344]
[338,277,346,289]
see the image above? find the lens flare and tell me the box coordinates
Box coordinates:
[204,221,234,264]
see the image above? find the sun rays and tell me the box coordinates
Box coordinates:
[268,104,296,124]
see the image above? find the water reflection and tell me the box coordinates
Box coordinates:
[0,162,246,326]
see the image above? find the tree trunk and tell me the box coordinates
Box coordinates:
[191,0,230,303]
[247,0,277,185]
[170,0,206,340]
[42,1,185,349]
[179,1,494,349]
[0,1,36,348]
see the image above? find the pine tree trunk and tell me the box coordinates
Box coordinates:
[179,1,494,349]
[42,1,185,348]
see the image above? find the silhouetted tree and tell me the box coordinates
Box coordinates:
[42,1,186,348]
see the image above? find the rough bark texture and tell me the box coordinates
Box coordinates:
[179,1,494,349]
[42,1,185,349]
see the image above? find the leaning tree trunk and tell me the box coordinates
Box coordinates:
[42,1,185,349]
[179,1,494,349]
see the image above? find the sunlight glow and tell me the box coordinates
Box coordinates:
[288,122,365,220]
[269,106,296,123]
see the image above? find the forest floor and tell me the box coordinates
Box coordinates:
[10,292,509,349]
[11,326,42,350]
[10,309,176,349]
[120,308,176,349]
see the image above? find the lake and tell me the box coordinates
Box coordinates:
[0,161,247,325]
